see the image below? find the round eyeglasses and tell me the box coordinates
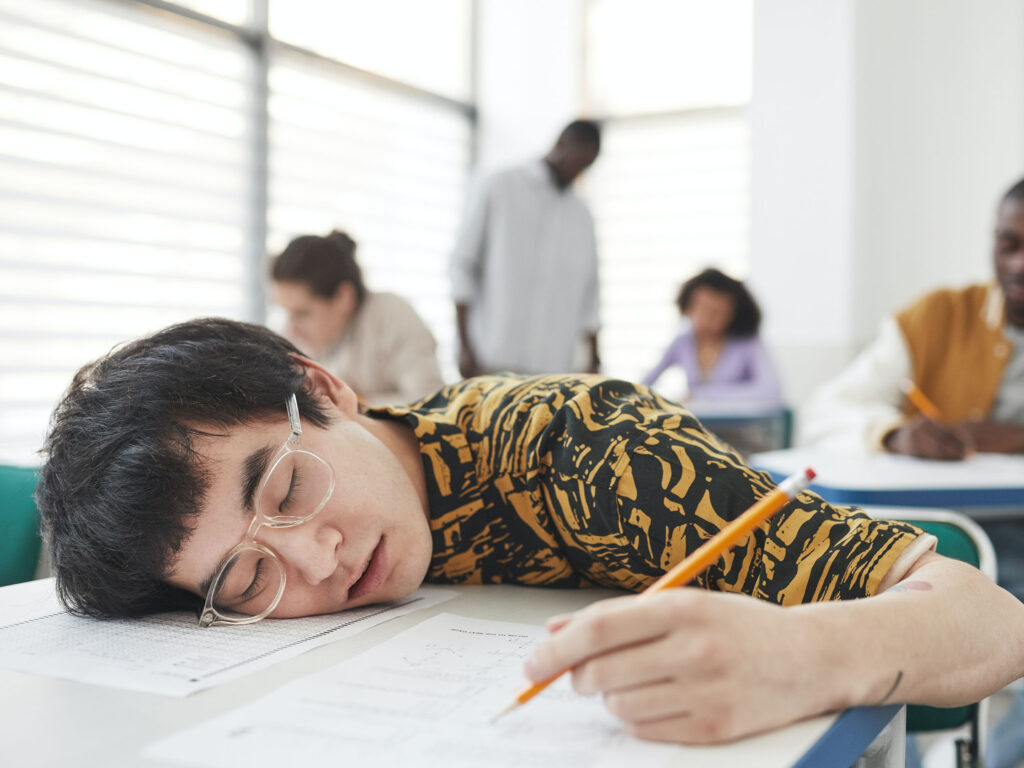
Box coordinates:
[199,394,336,627]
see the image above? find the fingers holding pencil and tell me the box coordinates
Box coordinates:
[495,469,815,721]
[892,381,976,459]
[885,415,975,460]
[524,589,823,745]
[524,593,672,689]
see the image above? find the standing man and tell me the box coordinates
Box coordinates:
[451,120,602,378]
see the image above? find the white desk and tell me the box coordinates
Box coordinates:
[751,449,1024,515]
[0,580,899,768]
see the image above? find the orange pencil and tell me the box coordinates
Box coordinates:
[491,467,817,722]
[900,380,943,422]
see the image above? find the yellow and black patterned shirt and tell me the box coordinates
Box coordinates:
[374,375,922,605]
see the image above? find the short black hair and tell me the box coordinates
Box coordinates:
[1002,177,1024,205]
[270,230,366,305]
[675,268,762,338]
[37,318,333,619]
[559,119,602,154]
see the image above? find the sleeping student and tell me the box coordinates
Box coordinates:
[37,318,1024,745]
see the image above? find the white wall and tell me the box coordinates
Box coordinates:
[749,0,857,405]
[851,0,1024,340]
[751,0,1024,410]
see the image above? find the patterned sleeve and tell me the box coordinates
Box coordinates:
[542,381,924,605]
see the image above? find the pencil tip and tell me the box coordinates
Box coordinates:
[489,700,518,724]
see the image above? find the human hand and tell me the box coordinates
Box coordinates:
[882,415,973,460]
[524,590,836,744]
[957,420,1024,454]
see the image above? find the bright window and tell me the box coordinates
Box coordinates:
[0,0,251,464]
[269,0,472,101]
[267,56,471,380]
[583,0,753,384]
[585,0,752,114]
[0,0,473,465]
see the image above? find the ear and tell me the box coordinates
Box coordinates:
[289,354,359,417]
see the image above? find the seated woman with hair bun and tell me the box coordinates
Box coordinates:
[642,268,782,405]
[270,230,445,406]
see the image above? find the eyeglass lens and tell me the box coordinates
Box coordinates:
[209,448,334,619]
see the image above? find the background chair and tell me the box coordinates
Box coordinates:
[691,404,793,456]
[866,506,997,768]
[0,465,42,587]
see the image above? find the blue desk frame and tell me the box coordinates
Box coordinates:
[796,705,902,767]
[758,472,1024,509]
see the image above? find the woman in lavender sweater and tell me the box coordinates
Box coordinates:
[642,268,782,404]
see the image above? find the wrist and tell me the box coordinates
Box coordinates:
[790,603,880,712]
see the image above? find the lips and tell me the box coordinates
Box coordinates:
[348,537,387,602]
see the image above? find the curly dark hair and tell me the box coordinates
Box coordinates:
[675,268,762,338]
[36,318,333,619]
[270,230,366,305]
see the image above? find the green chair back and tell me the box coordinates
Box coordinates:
[0,465,42,586]
[905,518,980,732]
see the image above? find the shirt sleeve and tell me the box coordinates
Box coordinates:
[538,380,925,605]
[610,417,925,605]
[579,211,601,335]
[798,316,911,454]
[449,175,493,303]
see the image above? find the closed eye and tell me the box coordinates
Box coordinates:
[237,558,267,604]
[279,468,303,514]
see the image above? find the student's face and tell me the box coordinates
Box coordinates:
[273,281,355,354]
[995,197,1024,325]
[686,286,735,340]
[166,378,432,619]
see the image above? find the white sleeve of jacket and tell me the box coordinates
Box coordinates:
[798,317,911,455]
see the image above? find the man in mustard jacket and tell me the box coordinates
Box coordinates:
[801,176,1024,768]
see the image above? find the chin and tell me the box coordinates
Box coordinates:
[387,555,431,601]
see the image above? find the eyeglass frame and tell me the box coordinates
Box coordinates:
[198,393,336,627]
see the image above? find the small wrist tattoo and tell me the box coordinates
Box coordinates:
[877,670,904,705]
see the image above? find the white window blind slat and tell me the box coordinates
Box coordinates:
[268,57,470,382]
[0,0,251,464]
[0,0,473,466]
[0,126,247,193]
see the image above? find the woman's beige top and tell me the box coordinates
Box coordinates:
[320,291,445,406]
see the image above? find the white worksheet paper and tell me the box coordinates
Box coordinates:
[0,578,456,697]
[147,612,681,768]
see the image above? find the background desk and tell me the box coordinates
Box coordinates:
[0,581,899,768]
[751,449,1024,516]
[689,401,793,456]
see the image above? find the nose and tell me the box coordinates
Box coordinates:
[264,521,342,586]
